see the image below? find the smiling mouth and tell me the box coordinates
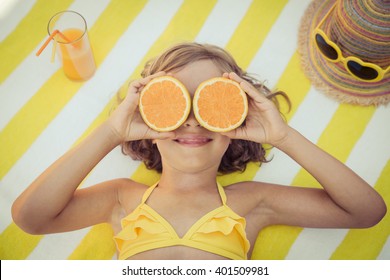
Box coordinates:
[173,136,212,147]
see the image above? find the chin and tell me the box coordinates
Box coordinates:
[161,157,222,174]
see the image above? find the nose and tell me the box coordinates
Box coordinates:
[183,110,201,128]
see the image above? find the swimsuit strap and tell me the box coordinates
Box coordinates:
[141,181,227,205]
[141,182,159,204]
[217,182,227,205]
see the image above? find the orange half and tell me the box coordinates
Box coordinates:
[193,77,248,132]
[139,76,191,132]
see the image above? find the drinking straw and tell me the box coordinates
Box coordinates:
[36,29,72,56]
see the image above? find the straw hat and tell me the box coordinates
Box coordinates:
[298,0,390,106]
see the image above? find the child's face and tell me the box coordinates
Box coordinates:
[154,59,231,173]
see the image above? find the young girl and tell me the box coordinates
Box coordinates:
[12,42,386,260]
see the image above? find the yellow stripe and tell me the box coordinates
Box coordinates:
[254,104,376,259]
[131,163,161,186]
[0,223,42,259]
[251,52,312,260]
[331,160,390,260]
[68,0,219,260]
[87,0,145,62]
[278,52,312,120]
[0,0,74,83]
[316,105,376,162]
[68,224,115,260]
[217,162,261,186]
[123,0,220,89]
[252,225,302,260]
[217,0,297,186]
[215,0,290,186]
[293,104,375,189]
[0,0,147,180]
[226,0,288,69]
[0,0,148,260]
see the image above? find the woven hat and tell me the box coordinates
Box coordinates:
[298,0,390,106]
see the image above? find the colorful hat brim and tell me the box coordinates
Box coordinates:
[298,0,390,106]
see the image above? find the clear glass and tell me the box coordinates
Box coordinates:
[48,11,96,81]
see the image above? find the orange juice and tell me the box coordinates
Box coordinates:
[57,28,96,81]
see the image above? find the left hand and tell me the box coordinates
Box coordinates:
[221,72,290,146]
[107,71,175,142]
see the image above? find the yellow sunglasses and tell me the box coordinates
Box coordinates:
[313,3,390,82]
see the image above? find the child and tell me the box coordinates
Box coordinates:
[12,42,386,260]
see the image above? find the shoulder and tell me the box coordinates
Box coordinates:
[87,178,149,209]
[222,181,268,213]
[108,178,154,232]
[115,179,152,212]
[223,180,276,199]
[222,181,291,216]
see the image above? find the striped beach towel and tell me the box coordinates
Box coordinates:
[0,0,389,260]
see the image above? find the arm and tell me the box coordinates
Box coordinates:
[224,72,386,228]
[12,123,122,234]
[12,72,172,234]
[265,127,386,228]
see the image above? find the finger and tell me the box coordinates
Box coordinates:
[143,71,167,84]
[125,71,168,109]
[226,72,245,83]
[220,130,237,139]
[220,127,245,140]
[128,71,167,94]
[226,72,269,104]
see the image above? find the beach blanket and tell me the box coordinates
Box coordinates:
[0,0,389,260]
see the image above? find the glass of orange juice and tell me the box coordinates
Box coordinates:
[48,11,96,81]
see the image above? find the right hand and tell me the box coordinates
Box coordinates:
[107,71,175,142]
[220,72,290,147]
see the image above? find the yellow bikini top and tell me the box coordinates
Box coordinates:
[113,182,250,260]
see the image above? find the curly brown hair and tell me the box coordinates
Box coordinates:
[121,42,290,174]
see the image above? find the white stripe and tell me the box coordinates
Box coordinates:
[0,0,183,235]
[254,87,339,184]
[286,228,348,260]
[195,0,252,46]
[287,228,349,260]
[249,2,340,259]
[285,106,390,259]
[253,89,338,261]
[377,236,390,260]
[0,0,111,131]
[344,106,390,185]
[246,0,311,88]
[0,0,36,42]
[27,228,91,260]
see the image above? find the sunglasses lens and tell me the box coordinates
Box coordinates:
[315,34,338,60]
[347,61,379,80]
